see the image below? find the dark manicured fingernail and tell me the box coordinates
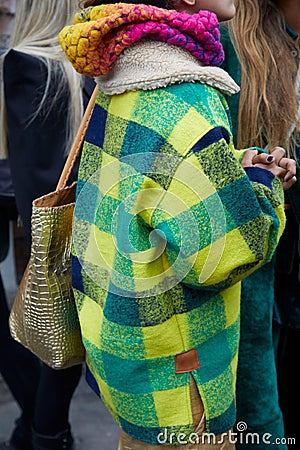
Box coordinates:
[267,155,275,162]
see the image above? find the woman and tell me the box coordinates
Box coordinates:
[59,0,295,448]
[0,1,94,449]
[221,0,300,448]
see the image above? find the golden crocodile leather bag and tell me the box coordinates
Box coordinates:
[9,86,98,370]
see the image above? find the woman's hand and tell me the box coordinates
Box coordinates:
[241,147,297,190]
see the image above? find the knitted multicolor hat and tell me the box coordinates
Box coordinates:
[59,3,224,76]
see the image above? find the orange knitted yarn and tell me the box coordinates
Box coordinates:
[59,3,223,76]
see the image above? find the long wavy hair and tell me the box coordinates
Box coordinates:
[228,0,300,155]
[1,0,84,157]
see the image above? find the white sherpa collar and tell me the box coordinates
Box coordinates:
[95,40,239,96]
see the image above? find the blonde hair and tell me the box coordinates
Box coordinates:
[1,0,84,157]
[228,0,300,156]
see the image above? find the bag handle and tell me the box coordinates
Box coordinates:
[56,85,98,190]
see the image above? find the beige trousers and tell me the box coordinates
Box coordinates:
[118,377,235,449]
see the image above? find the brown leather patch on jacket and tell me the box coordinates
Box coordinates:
[175,348,200,373]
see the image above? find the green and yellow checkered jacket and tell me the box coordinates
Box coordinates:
[71,79,285,444]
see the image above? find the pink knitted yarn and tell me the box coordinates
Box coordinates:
[59,3,224,77]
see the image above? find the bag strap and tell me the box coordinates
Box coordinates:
[56,85,98,190]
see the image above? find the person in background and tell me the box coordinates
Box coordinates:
[221,0,300,447]
[0,1,95,449]
[58,0,295,448]
[0,0,15,48]
[0,2,41,450]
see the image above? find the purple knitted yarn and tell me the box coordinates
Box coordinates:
[59,3,224,76]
